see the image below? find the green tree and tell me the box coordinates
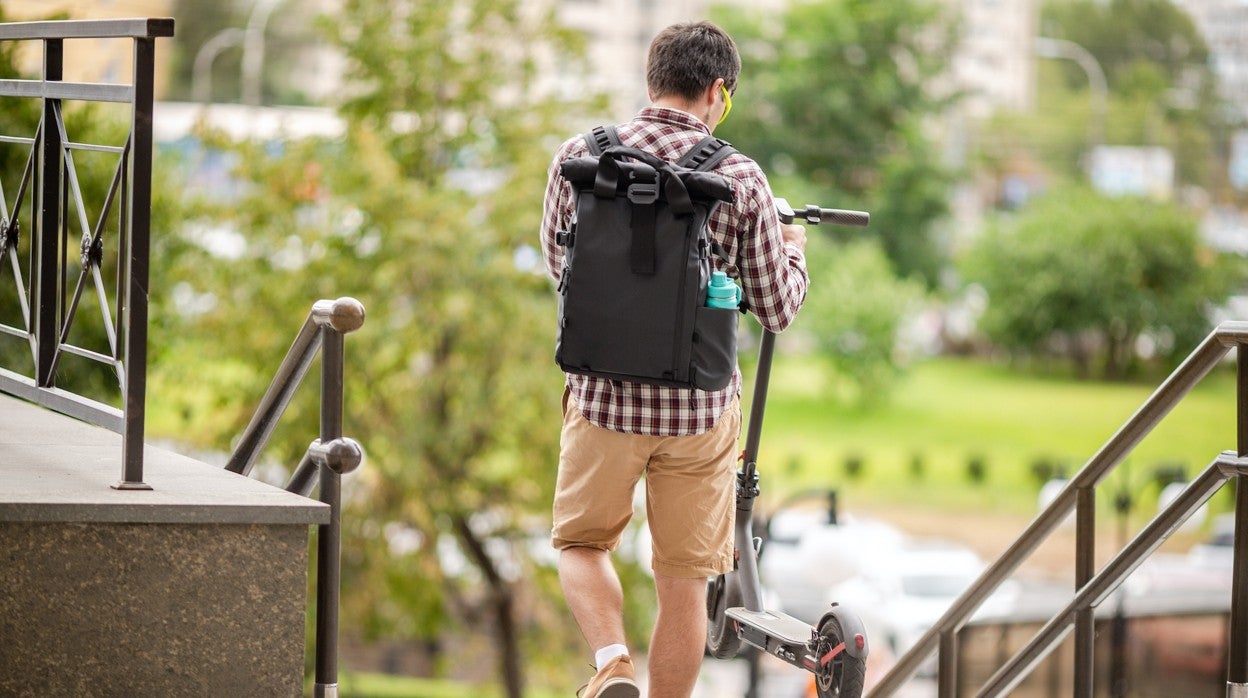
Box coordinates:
[165,0,245,102]
[986,0,1229,194]
[797,236,926,404]
[0,3,40,367]
[166,0,334,105]
[325,0,594,185]
[963,185,1244,378]
[147,1,603,695]
[714,0,960,288]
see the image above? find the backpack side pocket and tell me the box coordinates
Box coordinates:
[690,305,738,391]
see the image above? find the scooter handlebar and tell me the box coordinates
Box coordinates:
[775,197,870,227]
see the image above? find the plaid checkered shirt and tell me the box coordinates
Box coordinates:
[541,107,809,436]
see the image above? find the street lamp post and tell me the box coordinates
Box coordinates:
[242,0,283,107]
[192,28,244,103]
[1034,36,1108,149]
[190,0,283,107]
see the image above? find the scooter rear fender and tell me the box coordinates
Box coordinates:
[818,603,870,660]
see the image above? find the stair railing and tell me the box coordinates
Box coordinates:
[225,296,365,698]
[868,320,1248,698]
[0,18,174,490]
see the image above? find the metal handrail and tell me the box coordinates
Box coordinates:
[975,453,1245,696]
[868,320,1248,697]
[225,296,366,698]
[0,18,174,489]
[225,297,364,476]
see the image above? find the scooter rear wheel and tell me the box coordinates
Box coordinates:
[704,573,742,659]
[814,613,866,698]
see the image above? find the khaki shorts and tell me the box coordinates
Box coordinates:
[551,391,741,578]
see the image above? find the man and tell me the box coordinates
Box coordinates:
[540,20,809,698]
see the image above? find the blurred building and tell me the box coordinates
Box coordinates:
[552,0,1039,119]
[551,0,785,115]
[1176,0,1248,113]
[0,0,1045,119]
[953,0,1038,117]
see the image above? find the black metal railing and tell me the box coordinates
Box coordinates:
[225,296,366,698]
[869,321,1248,697]
[0,18,173,489]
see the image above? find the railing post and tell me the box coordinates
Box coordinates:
[114,34,156,490]
[937,629,958,697]
[1228,347,1248,697]
[222,297,362,696]
[34,37,62,388]
[314,324,345,698]
[1073,485,1096,697]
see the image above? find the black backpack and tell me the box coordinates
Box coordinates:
[554,125,740,390]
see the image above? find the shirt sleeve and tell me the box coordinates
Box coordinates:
[734,169,809,333]
[540,138,583,284]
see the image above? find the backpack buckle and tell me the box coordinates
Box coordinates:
[627,182,658,205]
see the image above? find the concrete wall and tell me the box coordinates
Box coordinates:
[0,394,329,697]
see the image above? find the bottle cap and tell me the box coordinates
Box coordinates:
[707,271,740,308]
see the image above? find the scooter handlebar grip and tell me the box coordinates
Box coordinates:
[819,208,870,227]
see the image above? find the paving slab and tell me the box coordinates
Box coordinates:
[0,393,328,525]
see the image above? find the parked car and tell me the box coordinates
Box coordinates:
[1187,511,1235,567]
[758,496,1019,682]
[825,539,1019,665]
[758,499,907,625]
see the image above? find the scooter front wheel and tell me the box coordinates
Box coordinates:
[814,613,866,698]
[704,573,742,659]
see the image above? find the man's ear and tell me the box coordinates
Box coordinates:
[703,79,724,107]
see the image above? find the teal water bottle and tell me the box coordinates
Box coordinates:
[706,271,742,309]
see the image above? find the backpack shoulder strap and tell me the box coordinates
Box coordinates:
[677,135,737,172]
[584,125,622,157]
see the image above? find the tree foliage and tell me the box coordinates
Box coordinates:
[713,0,960,288]
[1043,0,1211,91]
[988,0,1228,193]
[165,0,245,102]
[797,236,926,403]
[146,1,603,695]
[324,0,596,184]
[963,186,1244,378]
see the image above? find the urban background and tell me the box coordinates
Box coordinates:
[1,0,1246,696]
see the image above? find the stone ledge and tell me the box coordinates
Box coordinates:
[0,393,329,525]
[0,520,309,696]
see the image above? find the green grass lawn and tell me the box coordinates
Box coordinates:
[746,355,1239,517]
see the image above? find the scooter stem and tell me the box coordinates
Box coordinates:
[734,329,778,613]
[742,330,777,471]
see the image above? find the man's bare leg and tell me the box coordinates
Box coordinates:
[560,546,628,652]
[647,573,707,698]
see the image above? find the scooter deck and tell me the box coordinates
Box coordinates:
[725,606,814,645]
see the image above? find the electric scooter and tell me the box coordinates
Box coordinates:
[705,200,871,698]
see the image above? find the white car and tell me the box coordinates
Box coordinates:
[758,502,907,624]
[824,539,1019,667]
[758,496,1028,669]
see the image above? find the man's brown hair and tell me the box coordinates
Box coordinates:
[646,21,741,102]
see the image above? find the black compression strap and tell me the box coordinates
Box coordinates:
[585,125,622,156]
[677,136,736,172]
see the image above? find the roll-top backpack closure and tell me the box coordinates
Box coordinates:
[553,125,741,391]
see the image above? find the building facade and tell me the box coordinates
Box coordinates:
[1176,0,1248,112]
[551,0,1038,119]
